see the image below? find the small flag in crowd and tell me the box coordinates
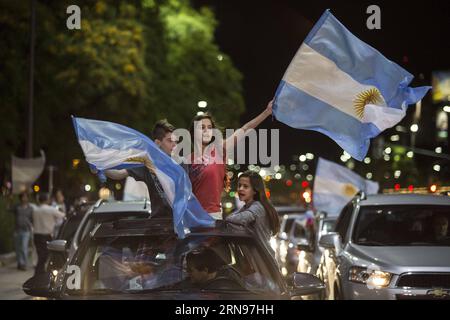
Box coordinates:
[11,150,46,194]
[273,9,431,161]
[313,157,379,216]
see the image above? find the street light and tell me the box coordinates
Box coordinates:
[443,106,450,113]
[306,153,314,160]
[197,101,207,108]
[410,124,419,133]
[26,0,37,158]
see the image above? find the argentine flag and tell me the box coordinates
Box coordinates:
[72,117,215,238]
[273,10,431,161]
[313,158,379,217]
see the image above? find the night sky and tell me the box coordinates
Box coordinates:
[193,0,450,166]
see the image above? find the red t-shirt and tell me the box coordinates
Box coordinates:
[189,147,225,214]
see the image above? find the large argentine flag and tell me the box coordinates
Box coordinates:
[72,117,215,238]
[273,10,431,161]
[313,157,379,217]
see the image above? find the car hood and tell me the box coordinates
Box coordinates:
[347,244,450,272]
[61,290,285,300]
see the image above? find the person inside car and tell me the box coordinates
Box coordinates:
[429,214,450,244]
[182,247,244,290]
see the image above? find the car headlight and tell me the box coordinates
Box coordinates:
[349,266,392,287]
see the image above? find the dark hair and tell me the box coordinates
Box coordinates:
[152,119,175,141]
[186,247,224,273]
[37,192,50,204]
[433,214,448,225]
[189,113,219,146]
[238,170,280,235]
[19,192,28,201]
[189,113,231,191]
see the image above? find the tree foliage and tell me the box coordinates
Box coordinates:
[0,0,244,197]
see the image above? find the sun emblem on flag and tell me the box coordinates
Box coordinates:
[353,87,383,119]
[125,157,145,163]
[125,156,156,173]
[343,183,358,197]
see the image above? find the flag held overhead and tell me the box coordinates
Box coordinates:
[273,9,431,161]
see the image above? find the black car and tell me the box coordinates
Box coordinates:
[47,201,94,273]
[24,216,324,300]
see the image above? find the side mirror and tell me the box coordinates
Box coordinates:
[319,232,342,253]
[47,240,67,253]
[289,272,325,297]
[22,273,58,298]
[296,238,313,252]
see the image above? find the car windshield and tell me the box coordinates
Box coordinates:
[353,205,450,246]
[66,235,281,296]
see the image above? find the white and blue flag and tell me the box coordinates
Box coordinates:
[313,157,379,217]
[273,10,431,161]
[72,117,215,238]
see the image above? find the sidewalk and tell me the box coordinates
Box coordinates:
[0,263,33,300]
[0,249,37,300]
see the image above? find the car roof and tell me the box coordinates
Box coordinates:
[282,214,306,220]
[91,200,151,214]
[275,206,306,214]
[360,194,450,206]
[91,218,253,239]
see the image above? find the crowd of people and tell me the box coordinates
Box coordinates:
[103,100,280,249]
[10,100,280,276]
[10,189,81,274]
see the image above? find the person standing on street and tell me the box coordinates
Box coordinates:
[32,193,65,275]
[52,189,67,237]
[11,192,34,271]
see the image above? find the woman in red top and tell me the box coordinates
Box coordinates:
[188,100,273,219]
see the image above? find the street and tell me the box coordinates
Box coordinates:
[0,263,33,300]
[1,0,450,304]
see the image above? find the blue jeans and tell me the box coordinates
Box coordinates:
[14,230,31,268]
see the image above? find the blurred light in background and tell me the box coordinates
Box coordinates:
[99,187,111,200]
[197,101,207,108]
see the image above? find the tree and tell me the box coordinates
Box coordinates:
[0,0,244,197]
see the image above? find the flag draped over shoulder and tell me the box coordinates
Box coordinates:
[313,157,379,217]
[72,117,215,238]
[273,9,431,161]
